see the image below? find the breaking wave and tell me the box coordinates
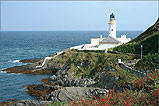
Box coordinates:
[12,60,20,63]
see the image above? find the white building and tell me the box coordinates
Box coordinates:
[71,13,131,52]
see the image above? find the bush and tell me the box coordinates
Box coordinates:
[113,32,159,55]
[135,53,159,71]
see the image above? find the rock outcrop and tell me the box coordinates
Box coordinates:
[2,49,122,105]
[8,100,53,106]
[19,58,42,63]
[26,67,119,101]
[92,71,116,89]
[1,55,62,74]
[48,69,95,87]
[39,87,109,102]
[26,84,62,98]
[3,87,108,106]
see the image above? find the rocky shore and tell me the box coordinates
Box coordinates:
[1,100,54,106]
[1,58,56,74]
[1,50,134,106]
[1,87,108,106]
[19,58,42,63]
[1,19,158,106]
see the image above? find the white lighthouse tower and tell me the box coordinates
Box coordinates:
[108,13,116,38]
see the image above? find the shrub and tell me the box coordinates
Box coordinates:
[113,32,159,55]
[135,53,159,71]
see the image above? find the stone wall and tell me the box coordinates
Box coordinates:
[119,63,147,78]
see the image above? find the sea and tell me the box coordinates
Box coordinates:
[0,31,142,102]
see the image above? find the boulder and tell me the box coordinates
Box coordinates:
[9,100,41,106]
[7,100,53,106]
[43,87,109,102]
[92,71,116,89]
[48,69,95,87]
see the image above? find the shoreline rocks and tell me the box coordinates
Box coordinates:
[48,69,96,87]
[25,84,62,98]
[25,67,118,101]
[19,58,42,63]
[38,87,109,102]
[1,65,54,74]
[1,87,109,106]
[1,52,120,105]
[1,57,58,74]
[2,100,54,106]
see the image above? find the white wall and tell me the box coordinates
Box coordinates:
[108,24,116,38]
[70,43,120,51]
[98,43,119,50]
[70,45,84,50]
[91,38,99,45]
[120,35,131,44]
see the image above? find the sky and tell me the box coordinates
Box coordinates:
[1,1,158,31]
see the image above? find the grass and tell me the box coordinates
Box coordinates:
[113,32,159,71]
[135,53,159,71]
[47,49,159,106]
[113,32,159,55]
[55,49,134,79]
[112,65,139,86]
[50,49,141,88]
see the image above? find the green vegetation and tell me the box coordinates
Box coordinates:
[113,32,159,71]
[113,19,159,71]
[113,32,159,55]
[113,18,158,55]
[56,49,134,79]
[51,49,139,88]
[112,65,139,86]
[135,53,159,71]
[48,19,159,106]
[49,71,159,106]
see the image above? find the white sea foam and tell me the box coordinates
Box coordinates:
[0,71,22,75]
[0,70,23,75]
[8,73,22,75]
[12,60,20,63]
[0,71,7,73]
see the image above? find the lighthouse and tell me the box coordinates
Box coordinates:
[71,13,131,51]
[108,13,116,38]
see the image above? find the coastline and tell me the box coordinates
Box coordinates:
[0,49,135,104]
[1,20,158,105]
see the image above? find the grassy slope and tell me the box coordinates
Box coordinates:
[48,19,159,106]
[113,32,159,55]
[113,18,159,54]
[113,18,159,71]
[52,50,138,85]
[135,53,159,71]
[48,50,159,105]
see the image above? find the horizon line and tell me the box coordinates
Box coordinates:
[1,30,143,31]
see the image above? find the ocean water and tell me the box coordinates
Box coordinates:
[0,31,142,102]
